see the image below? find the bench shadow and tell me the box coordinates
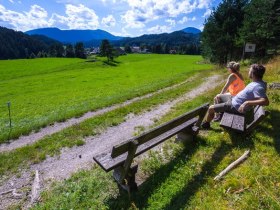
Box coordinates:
[254,109,280,155]
[160,131,255,210]
[105,136,207,209]
[106,132,255,209]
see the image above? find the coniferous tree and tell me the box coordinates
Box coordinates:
[202,0,248,64]
[65,44,75,57]
[238,0,279,57]
[99,39,115,62]
[74,42,86,59]
[124,44,132,53]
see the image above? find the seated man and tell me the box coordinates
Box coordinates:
[201,64,269,129]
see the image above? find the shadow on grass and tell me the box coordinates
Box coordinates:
[106,136,207,209]
[106,130,256,210]
[161,133,255,210]
[85,59,98,62]
[256,109,280,155]
[103,60,121,66]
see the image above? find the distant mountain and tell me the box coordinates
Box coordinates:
[25,27,202,48]
[112,31,200,47]
[181,27,201,34]
[25,28,123,44]
[30,34,62,46]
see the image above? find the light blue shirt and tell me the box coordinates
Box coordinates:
[232,81,267,110]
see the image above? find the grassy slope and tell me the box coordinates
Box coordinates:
[0,70,217,177]
[32,57,280,210]
[0,55,211,143]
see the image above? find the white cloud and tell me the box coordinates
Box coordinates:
[8,0,14,3]
[203,8,211,17]
[65,4,99,29]
[178,16,190,24]
[121,0,202,28]
[121,10,146,28]
[197,0,211,9]
[165,19,176,26]
[0,3,99,31]
[110,28,131,37]
[102,15,116,27]
[178,16,197,24]
[147,25,171,34]
[0,4,51,31]
[27,5,48,19]
[51,4,99,29]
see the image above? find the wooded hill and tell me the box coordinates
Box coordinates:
[0,27,62,59]
[111,31,201,54]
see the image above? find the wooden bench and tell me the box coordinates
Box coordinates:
[93,103,209,191]
[220,105,269,134]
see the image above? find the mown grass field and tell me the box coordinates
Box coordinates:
[0,55,212,143]
[30,57,280,210]
[0,69,217,177]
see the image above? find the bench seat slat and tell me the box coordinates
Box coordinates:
[220,112,234,128]
[232,114,245,132]
[111,103,209,158]
[220,106,269,134]
[93,117,198,172]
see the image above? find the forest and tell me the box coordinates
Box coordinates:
[202,0,280,64]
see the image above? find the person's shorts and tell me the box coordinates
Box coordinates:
[216,94,232,103]
[213,100,239,114]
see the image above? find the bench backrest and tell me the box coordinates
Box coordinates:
[111,103,209,158]
[246,105,269,133]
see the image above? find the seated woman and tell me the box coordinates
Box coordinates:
[213,61,245,121]
[201,64,269,129]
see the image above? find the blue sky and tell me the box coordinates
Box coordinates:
[0,0,221,37]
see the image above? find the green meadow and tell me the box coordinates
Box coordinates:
[1,55,279,210]
[31,57,280,210]
[0,55,212,143]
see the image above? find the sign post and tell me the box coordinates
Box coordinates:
[242,43,256,60]
[245,43,256,53]
[7,102,12,129]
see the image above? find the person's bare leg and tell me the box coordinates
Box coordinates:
[206,105,215,122]
[213,95,220,119]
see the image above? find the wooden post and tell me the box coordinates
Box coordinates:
[113,140,138,191]
[195,105,209,128]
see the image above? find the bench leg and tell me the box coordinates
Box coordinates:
[175,125,199,144]
[175,132,194,144]
[113,165,138,192]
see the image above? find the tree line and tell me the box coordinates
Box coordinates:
[202,0,280,64]
[113,31,201,55]
[123,43,200,55]
[0,27,86,59]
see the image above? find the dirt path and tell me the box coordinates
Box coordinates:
[0,75,198,153]
[0,75,222,209]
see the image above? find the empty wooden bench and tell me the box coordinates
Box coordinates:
[93,103,209,191]
[220,105,269,134]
